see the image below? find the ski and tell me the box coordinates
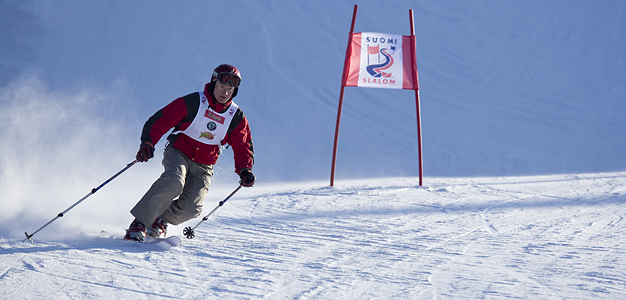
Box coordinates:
[101,230,182,251]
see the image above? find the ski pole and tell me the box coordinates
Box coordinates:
[23,160,139,243]
[183,184,242,239]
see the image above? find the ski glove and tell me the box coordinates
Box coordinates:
[239,168,255,187]
[136,141,154,162]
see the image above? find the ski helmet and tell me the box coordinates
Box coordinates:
[211,64,242,98]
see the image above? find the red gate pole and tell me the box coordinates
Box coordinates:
[330,5,358,187]
[409,9,423,186]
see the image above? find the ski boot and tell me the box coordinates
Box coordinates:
[147,216,168,239]
[124,219,147,242]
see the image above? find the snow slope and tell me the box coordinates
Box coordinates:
[3,174,626,299]
[1,0,625,299]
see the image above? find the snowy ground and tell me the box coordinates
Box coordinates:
[2,172,625,299]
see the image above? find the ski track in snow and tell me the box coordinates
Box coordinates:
[2,173,624,299]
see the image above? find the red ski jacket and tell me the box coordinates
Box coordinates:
[140,83,254,174]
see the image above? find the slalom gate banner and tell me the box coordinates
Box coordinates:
[344,32,419,90]
[331,6,423,187]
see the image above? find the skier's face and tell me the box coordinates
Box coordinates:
[213,80,235,104]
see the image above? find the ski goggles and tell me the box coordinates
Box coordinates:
[215,72,241,87]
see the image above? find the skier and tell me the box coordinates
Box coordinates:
[124,64,255,242]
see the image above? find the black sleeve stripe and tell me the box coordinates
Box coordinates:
[227,108,245,135]
[141,110,163,144]
[181,92,200,124]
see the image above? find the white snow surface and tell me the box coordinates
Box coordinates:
[1,1,625,299]
[3,174,626,299]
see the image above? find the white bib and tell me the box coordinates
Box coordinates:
[172,92,239,146]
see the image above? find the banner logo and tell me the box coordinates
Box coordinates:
[365,38,397,78]
[344,32,417,90]
[359,33,401,88]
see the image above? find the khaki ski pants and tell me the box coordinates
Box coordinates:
[130,146,213,227]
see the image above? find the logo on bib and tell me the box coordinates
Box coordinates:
[207,122,217,131]
[199,132,215,140]
[205,110,225,124]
